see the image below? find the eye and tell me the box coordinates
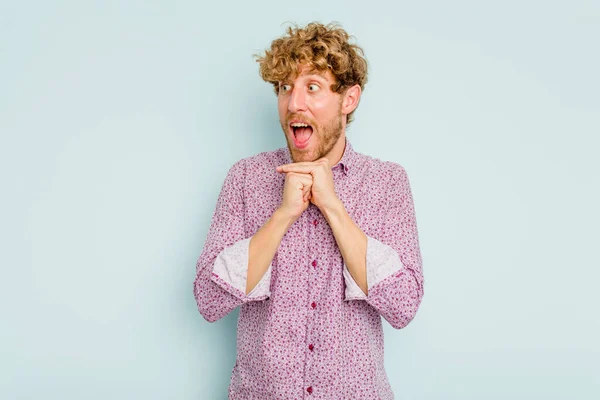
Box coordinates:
[308,84,320,92]
[279,84,292,93]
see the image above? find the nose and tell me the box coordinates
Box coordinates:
[288,86,307,113]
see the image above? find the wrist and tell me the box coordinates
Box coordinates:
[274,207,298,229]
[321,198,345,221]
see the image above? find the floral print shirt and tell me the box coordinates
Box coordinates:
[194,138,424,399]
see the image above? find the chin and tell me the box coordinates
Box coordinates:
[288,148,314,163]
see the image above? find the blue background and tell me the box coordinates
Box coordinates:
[1,1,598,398]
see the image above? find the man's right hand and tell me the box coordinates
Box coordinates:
[278,171,313,221]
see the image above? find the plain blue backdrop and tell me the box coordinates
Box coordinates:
[1,1,598,399]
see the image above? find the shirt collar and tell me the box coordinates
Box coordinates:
[282,137,356,176]
[333,137,355,176]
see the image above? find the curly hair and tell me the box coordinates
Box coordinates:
[255,22,368,124]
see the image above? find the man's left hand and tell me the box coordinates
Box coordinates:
[276,158,339,212]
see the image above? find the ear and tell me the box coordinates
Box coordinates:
[341,84,362,115]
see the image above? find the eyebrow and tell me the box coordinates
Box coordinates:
[304,73,327,82]
[279,73,329,85]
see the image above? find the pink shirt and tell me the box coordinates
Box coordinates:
[194,138,424,399]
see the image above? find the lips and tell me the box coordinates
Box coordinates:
[290,120,314,149]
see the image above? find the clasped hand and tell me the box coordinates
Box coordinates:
[276,158,338,219]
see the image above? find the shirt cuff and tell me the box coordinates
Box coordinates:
[343,235,402,301]
[210,237,272,302]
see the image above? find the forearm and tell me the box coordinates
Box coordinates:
[246,209,295,294]
[322,199,368,295]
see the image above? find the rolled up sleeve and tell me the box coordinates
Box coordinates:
[343,166,424,329]
[193,159,271,323]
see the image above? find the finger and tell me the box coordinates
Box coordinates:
[285,171,312,178]
[287,171,313,185]
[304,189,312,202]
[279,158,329,168]
[315,157,330,167]
[278,165,317,174]
[277,161,321,169]
[302,184,312,199]
[300,186,312,197]
[276,162,325,173]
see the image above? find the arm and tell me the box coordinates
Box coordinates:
[193,160,293,322]
[321,200,369,295]
[324,166,424,329]
[247,209,295,294]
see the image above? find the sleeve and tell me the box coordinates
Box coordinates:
[193,159,273,323]
[342,166,424,329]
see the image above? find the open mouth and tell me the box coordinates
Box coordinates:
[290,121,313,148]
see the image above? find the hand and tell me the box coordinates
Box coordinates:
[278,171,314,221]
[276,158,338,212]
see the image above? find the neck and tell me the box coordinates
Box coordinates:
[325,133,346,167]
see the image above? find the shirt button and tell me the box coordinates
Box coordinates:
[308,344,314,351]
[345,166,349,173]
[311,301,316,309]
[313,219,318,226]
[311,260,317,268]
[307,386,313,394]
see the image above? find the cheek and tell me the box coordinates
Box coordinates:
[310,99,337,122]
[278,99,288,117]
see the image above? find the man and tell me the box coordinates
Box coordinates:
[194,22,424,399]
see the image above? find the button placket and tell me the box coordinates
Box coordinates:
[307,212,317,397]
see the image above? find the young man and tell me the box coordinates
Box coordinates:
[194,22,424,399]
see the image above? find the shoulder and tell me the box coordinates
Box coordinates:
[356,151,408,184]
[225,147,286,180]
[242,147,287,171]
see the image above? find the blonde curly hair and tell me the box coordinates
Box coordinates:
[255,22,368,124]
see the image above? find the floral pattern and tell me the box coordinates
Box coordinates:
[194,139,424,399]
